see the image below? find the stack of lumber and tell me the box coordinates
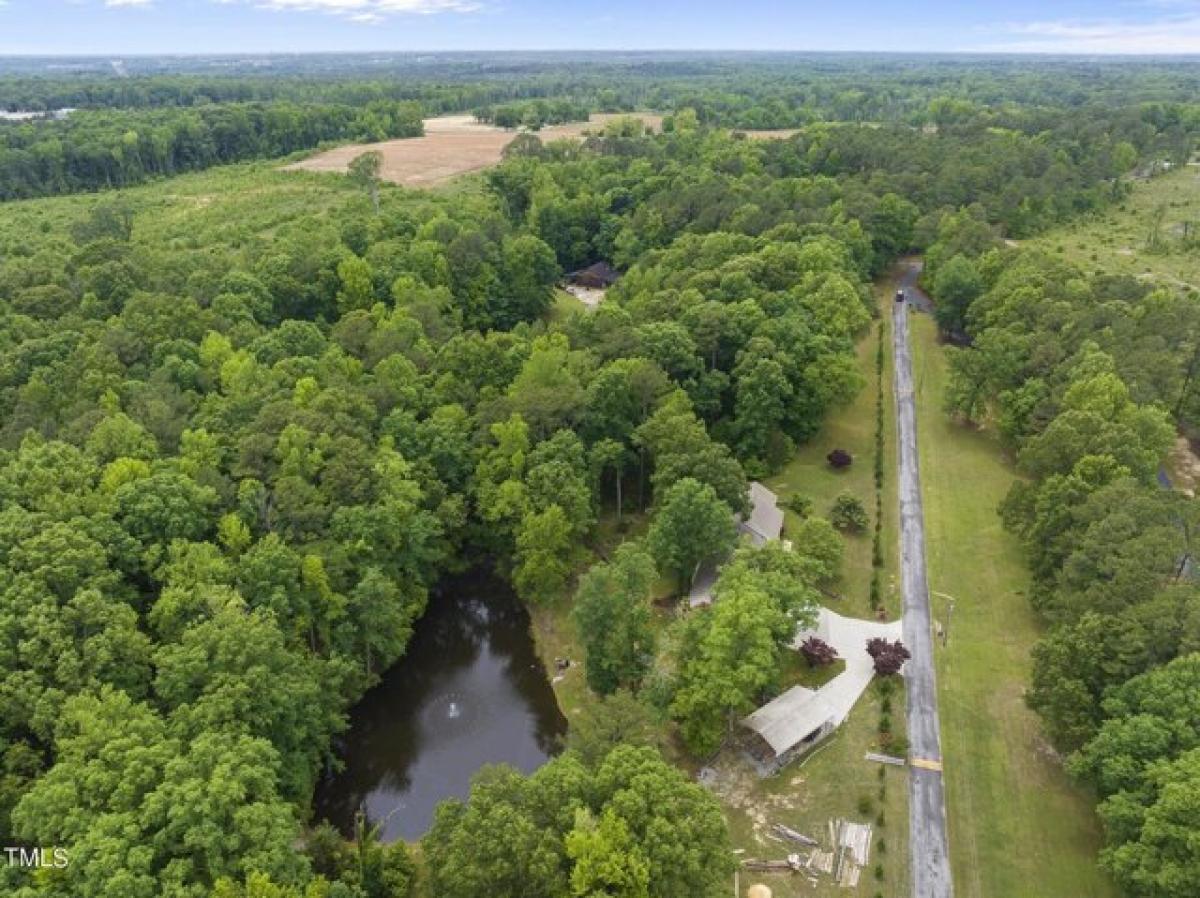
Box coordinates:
[742,818,872,888]
[838,862,861,888]
[806,849,834,874]
[742,859,793,873]
[771,823,818,847]
[741,855,806,873]
[835,819,873,866]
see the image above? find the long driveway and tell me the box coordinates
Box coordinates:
[892,263,953,898]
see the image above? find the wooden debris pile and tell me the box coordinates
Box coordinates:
[771,823,818,847]
[742,855,805,873]
[741,819,873,888]
[835,819,873,866]
[831,818,873,887]
[806,849,834,874]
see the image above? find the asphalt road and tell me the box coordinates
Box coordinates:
[892,262,953,898]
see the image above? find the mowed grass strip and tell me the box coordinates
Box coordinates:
[908,312,1115,898]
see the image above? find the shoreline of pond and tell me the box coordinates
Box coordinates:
[311,565,566,843]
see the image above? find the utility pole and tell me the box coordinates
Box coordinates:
[933,591,957,646]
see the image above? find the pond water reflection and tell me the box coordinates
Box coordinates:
[312,568,566,842]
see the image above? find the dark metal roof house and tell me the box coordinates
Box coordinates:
[566,261,620,290]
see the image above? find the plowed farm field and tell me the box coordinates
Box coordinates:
[282,113,662,188]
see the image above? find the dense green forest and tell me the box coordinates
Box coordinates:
[935,240,1200,893]
[5,53,1200,199]
[0,101,424,200]
[1,54,1200,898]
[10,53,1200,117]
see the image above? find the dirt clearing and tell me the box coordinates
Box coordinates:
[283,113,662,188]
[737,128,802,140]
[1166,435,1200,495]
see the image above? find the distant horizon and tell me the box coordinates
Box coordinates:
[7,49,1200,59]
[6,1,1200,57]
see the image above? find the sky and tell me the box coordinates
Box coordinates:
[6,0,1200,56]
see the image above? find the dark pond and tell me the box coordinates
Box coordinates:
[312,568,566,842]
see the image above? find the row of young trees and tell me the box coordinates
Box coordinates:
[937,247,1200,896]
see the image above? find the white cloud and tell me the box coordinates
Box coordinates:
[106,0,154,6]
[977,9,1200,54]
[249,0,481,22]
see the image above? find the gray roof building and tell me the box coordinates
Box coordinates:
[739,481,783,546]
[689,482,783,607]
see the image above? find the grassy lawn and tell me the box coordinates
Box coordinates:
[908,311,1116,898]
[777,654,846,692]
[1023,165,1200,292]
[766,286,901,623]
[718,679,910,898]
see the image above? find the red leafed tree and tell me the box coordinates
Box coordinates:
[827,448,853,469]
[866,638,910,675]
[800,636,839,667]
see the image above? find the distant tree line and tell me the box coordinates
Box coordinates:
[473,98,591,129]
[0,100,423,200]
[4,55,1200,204]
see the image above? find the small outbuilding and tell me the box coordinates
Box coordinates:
[741,686,839,775]
[566,261,620,290]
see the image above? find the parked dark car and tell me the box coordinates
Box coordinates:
[895,289,905,302]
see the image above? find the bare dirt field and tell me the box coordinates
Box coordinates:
[738,128,802,140]
[282,113,662,188]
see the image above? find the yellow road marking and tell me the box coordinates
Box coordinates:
[911,757,943,772]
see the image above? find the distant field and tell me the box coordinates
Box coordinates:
[282,113,663,188]
[909,313,1117,898]
[738,128,802,140]
[1025,165,1200,292]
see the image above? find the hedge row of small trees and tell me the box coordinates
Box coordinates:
[870,320,886,610]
